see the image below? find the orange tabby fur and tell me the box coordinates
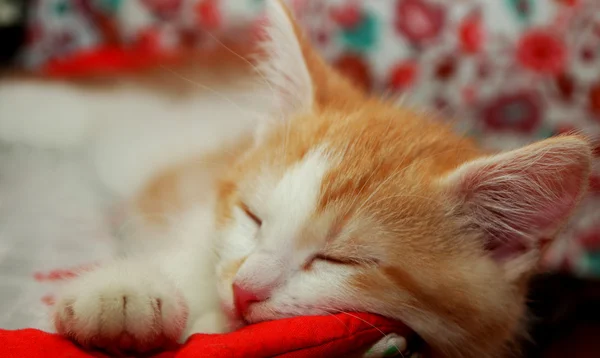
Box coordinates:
[132,2,591,357]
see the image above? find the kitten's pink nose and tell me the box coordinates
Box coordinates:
[232,283,262,317]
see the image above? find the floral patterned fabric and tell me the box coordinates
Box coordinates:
[15,1,600,276]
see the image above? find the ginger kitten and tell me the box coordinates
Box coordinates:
[39,1,592,357]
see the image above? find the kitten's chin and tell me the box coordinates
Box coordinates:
[226,317,247,331]
[243,304,321,324]
[218,300,270,330]
[234,304,281,326]
[217,299,247,331]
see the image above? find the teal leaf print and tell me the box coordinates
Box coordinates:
[383,345,401,357]
[583,251,600,276]
[506,0,535,23]
[537,125,555,139]
[96,0,122,13]
[54,0,71,15]
[341,11,378,53]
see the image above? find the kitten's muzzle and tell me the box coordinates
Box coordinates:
[232,283,266,318]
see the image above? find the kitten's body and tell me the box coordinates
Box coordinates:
[0,2,592,357]
[1,45,265,342]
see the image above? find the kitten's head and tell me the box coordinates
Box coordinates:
[213,1,592,356]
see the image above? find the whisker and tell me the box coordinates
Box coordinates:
[201,30,292,169]
[201,30,278,102]
[159,65,264,122]
[327,309,404,357]
[313,308,350,331]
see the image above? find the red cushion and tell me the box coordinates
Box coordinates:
[0,313,415,358]
[41,46,185,78]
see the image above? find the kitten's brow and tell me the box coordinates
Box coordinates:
[354,146,480,219]
[344,113,400,215]
[352,147,413,219]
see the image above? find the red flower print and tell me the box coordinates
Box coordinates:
[590,82,600,118]
[555,73,575,101]
[334,54,372,92]
[330,4,361,29]
[458,12,484,54]
[290,0,307,14]
[26,24,43,45]
[434,96,450,111]
[580,46,596,63]
[516,29,567,75]
[395,0,446,45]
[592,137,600,157]
[136,28,162,52]
[477,60,491,79]
[314,30,329,46]
[41,294,56,306]
[142,0,182,18]
[577,227,600,250]
[434,55,456,81]
[33,268,77,281]
[389,60,419,91]
[195,0,221,30]
[461,86,477,104]
[553,124,576,135]
[33,263,99,282]
[480,91,542,133]
[589,175,600,193]
[555,0,579,6]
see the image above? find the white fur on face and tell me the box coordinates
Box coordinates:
[216,148,358,321]
[214,0,364,323]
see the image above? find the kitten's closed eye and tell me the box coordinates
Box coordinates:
[240,202,262,226]
[313,254,357,266]
[303,254,375,271]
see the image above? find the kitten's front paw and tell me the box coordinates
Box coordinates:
[188,310,228,336]
[53,265,188,353]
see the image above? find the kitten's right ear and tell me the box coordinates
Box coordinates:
[255,0,363,122]
[440,136,592,281]
[257,0,316,118]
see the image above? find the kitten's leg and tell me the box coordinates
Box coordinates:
[54,228,226,352]
[53,259,189,352]
[0,80,99,149]
[189,310,228,334]
[55,156,233,350]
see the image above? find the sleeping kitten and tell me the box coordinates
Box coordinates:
[1,1,592,357]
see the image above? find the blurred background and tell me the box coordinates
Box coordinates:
[1,0,599,356]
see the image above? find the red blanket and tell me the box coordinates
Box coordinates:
[0,313,417,358]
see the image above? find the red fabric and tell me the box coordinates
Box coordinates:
[0,313,415,358]
[41,46,185,78]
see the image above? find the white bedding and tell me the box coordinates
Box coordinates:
[0,147,117,331]
[0,73,265,332]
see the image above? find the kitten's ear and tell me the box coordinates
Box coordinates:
[259,0,315,116]
[257,0,363,120]
[441,136,592,281]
